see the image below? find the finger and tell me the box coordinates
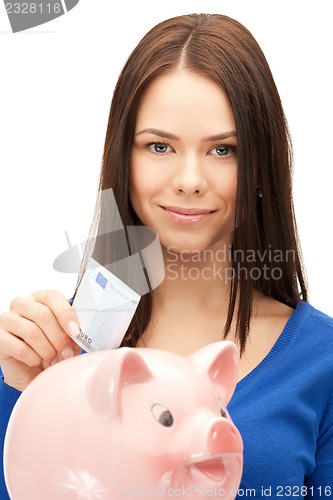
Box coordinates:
[41,337,82,368]
[10,296,75,355]
[70,338,83,355]
[30,290,80,338]
[0,311,57,363]
[0,328,42,367]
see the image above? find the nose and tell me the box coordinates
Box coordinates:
[172,154,208,196]
[207,418,243,455]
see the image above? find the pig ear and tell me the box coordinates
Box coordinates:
[189,341,239,405]
[87,348,152,420]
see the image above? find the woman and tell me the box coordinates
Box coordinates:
[1,13,333,498]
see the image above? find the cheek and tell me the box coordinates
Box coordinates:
[213,168,238,206]
[129,158,169,205]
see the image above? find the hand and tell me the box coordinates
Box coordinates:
[0,290,82,392]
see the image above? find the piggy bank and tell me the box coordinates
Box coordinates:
[4,341,243,499]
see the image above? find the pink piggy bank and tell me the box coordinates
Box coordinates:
[4,341,243,499]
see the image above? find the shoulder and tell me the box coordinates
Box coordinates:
[293,300,333,339]
[283,301,333,377]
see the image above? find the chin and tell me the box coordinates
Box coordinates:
[162,238,232,257]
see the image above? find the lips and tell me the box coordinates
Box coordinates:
[161,206,214,215]
[187,458,226,489]
[192,459,226,482]
[160,206,216,225]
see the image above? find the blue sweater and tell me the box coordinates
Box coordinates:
[1,301,333,498]
[228,301,333,498]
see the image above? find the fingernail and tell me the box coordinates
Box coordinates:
[67,320,80,337]
[61,346,74,360]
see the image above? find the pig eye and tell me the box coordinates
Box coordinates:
[151,404,174,427]
[218,400,228,419]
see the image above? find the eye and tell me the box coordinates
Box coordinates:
[147,142,173,155]
[218,400,228,419]
[209,144,236,157]
[151,403,174,427]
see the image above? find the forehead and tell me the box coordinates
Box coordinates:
[135,70,236,135]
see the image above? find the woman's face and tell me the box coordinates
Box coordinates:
[130,70,238,254]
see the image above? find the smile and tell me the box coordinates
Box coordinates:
[160,206,216,225]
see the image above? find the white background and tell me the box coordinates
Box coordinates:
[0,1,332,315]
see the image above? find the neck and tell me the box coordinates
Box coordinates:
[138,241,238,354]
[154,241,234,314]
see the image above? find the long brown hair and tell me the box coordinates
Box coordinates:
[78,13,307,353]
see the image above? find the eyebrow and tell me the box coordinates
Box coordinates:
[135,128,237,142]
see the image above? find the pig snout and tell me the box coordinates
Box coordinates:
[188,415,242,465]
[184,416,243,493]
[207,417,242,455]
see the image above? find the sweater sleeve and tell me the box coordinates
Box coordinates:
[0,373,21,500]
[305,392,333,497]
